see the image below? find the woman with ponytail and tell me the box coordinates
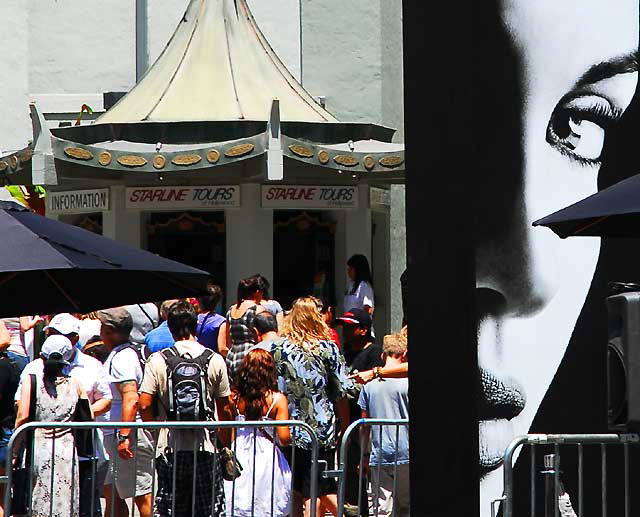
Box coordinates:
[15,335,91,517]
[224,348,291,517]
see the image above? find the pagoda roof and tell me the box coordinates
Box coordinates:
[97,0,337,124]
[43,0,405,184]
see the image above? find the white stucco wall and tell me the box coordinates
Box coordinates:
[380,0,405,331]
[0,0,30,154]
[301,0,383,123]
[28,0,135,94]
[381,0,404,138]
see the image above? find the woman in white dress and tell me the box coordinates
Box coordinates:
[225,348,292,517]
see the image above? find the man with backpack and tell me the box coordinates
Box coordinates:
[99,307,155,517]
[139,301,233,517]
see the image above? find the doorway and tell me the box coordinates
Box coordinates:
[273,211,335,310]
[146,211,226,290]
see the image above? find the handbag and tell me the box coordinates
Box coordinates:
[219,446,243,481]
[72,397,94,458]
[11,374,36,514]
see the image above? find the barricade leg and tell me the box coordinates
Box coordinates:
[336,419,409,517]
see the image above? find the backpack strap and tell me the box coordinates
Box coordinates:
[198,349,214,418]
[160,346,180,418]
[109,343,148,376]
[160,347,178,361]
[200,348,214,361]
[137,304,156,328]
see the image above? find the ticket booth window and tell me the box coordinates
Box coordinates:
[146,211,226,290]
[273,211,335,310]
[58,213,103,235]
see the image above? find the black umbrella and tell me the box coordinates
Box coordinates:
[0,200,210,317]
[532,173,640,238]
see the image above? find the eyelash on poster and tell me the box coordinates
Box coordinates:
[547,102,624,167]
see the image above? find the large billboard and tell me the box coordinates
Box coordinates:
[475,0,639,515]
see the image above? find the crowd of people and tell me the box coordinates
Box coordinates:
[0,255,409,517]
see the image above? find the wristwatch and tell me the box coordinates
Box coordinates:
[116,431,130,443]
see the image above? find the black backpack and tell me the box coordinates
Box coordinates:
[160,347,214,421]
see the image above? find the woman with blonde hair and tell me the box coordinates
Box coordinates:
[257,297,353,517]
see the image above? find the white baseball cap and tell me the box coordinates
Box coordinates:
[46,313,80,336]
[40,335,74,364]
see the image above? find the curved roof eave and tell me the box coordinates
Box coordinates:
[51,120,398,146]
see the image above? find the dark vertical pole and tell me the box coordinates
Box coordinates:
[135,0,148,82]
[403,1,478,516]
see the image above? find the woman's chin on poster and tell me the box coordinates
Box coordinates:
[477,0,638,513]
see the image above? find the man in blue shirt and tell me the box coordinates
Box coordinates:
[144,300,178,353]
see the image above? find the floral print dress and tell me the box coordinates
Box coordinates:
[32,376,80,517]
[257,338,354,450]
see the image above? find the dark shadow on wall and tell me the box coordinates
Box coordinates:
[404,0,478,515]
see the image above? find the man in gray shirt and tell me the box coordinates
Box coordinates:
[126,303,159,345]
[99,308,155,517]
[358,332,409,517]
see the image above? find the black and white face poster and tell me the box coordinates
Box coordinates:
[475,0,639,514]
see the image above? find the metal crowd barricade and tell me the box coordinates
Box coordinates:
[496,433,640,517]
[2,420,321,517]
[332,418,410,517]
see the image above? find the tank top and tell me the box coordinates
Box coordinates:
[235,392,280,440]
[227,305,259,348]
[3,318,26,356]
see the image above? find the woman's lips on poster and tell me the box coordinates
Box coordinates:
[479,368,526,472]
[476,287,526,472]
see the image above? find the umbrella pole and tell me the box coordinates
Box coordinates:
[44,271,81,313]
[572,215,610,236]
[0,272,19,287]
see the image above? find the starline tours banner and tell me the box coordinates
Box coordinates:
[473,0,640,515]
[125,186,240,210]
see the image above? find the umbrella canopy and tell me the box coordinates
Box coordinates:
[532,173,640,238]
[0,201,210,317]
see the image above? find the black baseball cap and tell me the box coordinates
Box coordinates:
[336,308,372,328]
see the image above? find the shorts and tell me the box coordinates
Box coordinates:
[0,426,12,467]
[6,352,28,376]
[283,446,337,498]
[104,429,155,499]
[369,464,410,517]
[155,451,225,517]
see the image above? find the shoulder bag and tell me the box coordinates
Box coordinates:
[11,374,36,514]
[73,386,94,458]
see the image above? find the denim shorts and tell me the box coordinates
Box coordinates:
[6,352,28,376]
[0,426,13,467]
